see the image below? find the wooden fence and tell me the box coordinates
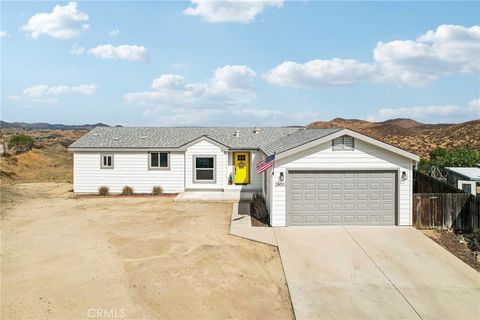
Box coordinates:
[413,193,480,231]
[413,170,464,193]
[412,170,480,231]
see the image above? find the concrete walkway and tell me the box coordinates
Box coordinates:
[174,191,254,202]
[229,202,277,246]
[274,226,480,320]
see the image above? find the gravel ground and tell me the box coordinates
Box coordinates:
[422,229,480,272]
[1,183,293,319]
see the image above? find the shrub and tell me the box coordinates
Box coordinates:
[152,186,163,195]
[420,148,480,174]
[251,193,269,225]
[98,186,109,196]
[122,186,134,195]
[8,134,34,149]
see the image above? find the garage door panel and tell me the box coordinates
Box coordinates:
[288,171,396,226]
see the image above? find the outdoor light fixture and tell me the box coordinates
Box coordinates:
[279,172,285,182]
[401,171,408,181]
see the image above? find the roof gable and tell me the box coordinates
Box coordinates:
[267,128,419,161]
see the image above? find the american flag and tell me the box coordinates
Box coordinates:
[257,154,275,174]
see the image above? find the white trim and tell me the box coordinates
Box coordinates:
[178,136,228,151]
[275,129,419,162]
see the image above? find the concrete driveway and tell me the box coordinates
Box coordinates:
[274,226,480,320]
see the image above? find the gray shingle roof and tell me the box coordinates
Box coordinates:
[69,126,342,155]
[261,128,342,155]
[69,127,300,150]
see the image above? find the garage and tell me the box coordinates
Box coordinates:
[287,171,397,226]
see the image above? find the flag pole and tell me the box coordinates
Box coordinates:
[272,152,276,175]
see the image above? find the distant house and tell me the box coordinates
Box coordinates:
[69,127,419,227]
[445,166,480,196]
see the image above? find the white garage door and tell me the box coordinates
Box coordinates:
[287,171,396,226]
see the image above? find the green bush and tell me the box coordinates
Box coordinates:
[8,134,34,149]
[98,186,109,196]
[421,148,480,174]
[122,186,134,195]
[251,193,269,225]
[152,186,163,195]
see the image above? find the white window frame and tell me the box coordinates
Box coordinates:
[458,180,476,195]
[100,154,114,169]
[149,152,170,170]
[332,136,354,151]
[193,155,216,183]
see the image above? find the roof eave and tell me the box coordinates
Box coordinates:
[272,128,420,162]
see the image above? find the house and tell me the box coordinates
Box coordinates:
[445,167,480,195]
[68,127,419,227]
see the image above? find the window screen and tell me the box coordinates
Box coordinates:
[195,157,215,182]
[150,152,169,169]
[101,155,113,168]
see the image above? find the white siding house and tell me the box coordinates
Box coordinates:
[73,151,185,194]
[69,127,419,227]
[268,138,413,226]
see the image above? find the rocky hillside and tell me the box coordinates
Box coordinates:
[308,118,480,158]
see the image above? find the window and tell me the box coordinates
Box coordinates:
[237,154,246,161]
[149,152,169,169]
[461,183,472,194]
[194,156,215,182]
[332,136,354,150]
[101,154,113,169]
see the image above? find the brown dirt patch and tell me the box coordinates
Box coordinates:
[1,183,293,319]
[422,229,480,272]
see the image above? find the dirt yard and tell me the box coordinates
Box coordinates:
[1,183,293,319]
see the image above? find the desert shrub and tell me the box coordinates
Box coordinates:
[251,193,269,225]
[98,186,109,196]
[152,186,163,195]
[122,185,134,195]
[8,134,34,149]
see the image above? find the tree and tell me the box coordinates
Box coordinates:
[8,134,34,149]
[422,148,480,174]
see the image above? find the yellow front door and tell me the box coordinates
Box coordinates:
[234,152,249,184]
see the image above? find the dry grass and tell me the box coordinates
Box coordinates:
[1,183,293,320]
[309,119,480,159]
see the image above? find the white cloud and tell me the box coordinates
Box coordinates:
[125,65,256,108]
[374,25,480,85]
[468,98,480,116]
[21,2,89,39]
[265,59,378,87]
[0,31,9,38]
[368,98,480,123]
[184,0,283,23]
[88,44,148,61]
[70,44,85,55]
[10,84,97,103]
[109,27,120,37]
[266,24,480,87]
[152,107,319,126]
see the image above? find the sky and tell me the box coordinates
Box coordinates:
[1,1,479,126]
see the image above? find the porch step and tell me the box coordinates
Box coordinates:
[174,191,254,202]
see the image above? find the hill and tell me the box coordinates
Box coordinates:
[0,121,112,130]
[308,118,480,158]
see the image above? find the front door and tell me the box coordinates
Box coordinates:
[234,152,249,185]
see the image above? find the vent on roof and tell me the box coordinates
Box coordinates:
[333,135,354,150]
[234,130,240,137]
[113,137,119,141]
[93,133,98,136]
[141,136,147,139]
[253,128,260,134]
